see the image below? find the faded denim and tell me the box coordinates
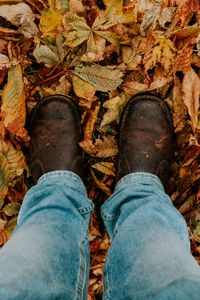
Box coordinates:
[0,171,200,299]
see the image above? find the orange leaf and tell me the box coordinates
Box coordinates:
[83,102,100,141]
[91,170,111,196]
[1,64,29,143]
[182,68,200,133]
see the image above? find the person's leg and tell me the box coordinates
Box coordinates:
[102,173,200,300]
[0,95,93,299]
[101,94,200,299]
[0,171,93,300]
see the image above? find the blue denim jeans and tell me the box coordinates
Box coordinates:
[0,171,200,299]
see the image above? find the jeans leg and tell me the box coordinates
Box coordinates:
[0,171,94,300]
[101,172,200,300]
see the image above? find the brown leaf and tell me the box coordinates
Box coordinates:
[172,75,188,133]
[79,136,118,158]
[1,64,29,142]
[91,162,115,176]
[91,170,111,196]
[182,68,200,133]
[83,102,100,141]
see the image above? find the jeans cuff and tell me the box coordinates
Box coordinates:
[115,172,165,192]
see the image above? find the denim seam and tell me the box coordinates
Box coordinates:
[78,203,94,215]
[103,259,110,300]
[75,233,88,300]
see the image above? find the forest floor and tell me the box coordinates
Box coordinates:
[0,0,199,299]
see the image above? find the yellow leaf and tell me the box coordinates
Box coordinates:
[182,68,200,133]
[40,8,62,41]
[71,75,96,100]
[1,64,29,142]
[144,37,176,72]
[0,140,26,208]
[101,93,132,127]
[92,162,115,176]
[3,202,21,217]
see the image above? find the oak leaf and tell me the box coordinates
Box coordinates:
[182,68,200,133]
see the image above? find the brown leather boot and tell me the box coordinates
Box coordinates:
[28,95,83,183]
[117,93,174,189]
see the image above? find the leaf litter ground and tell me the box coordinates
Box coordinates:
[0,0,200,298]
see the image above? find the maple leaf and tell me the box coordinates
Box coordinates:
[182,68,200,133]
[101,93,131,127]
[144,37,176,72]
[1,64,29,142]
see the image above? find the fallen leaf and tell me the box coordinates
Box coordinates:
[182,68,200,132]
[33,44,60,67]
[91,162,115,176]
[140,0,161,35]
[172,75,188,133]
[3,202,21,216]
[71,75,96,100]
[0,139,26,208]
[72,64,123,92]
[83,102,100,141]
[1,64,29,142]
[79,136,118,158]
[101,93,131,127]
[39,7,62,42]
[91,170,111,196]
[0,3,38,37]
[144,37,176,72]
